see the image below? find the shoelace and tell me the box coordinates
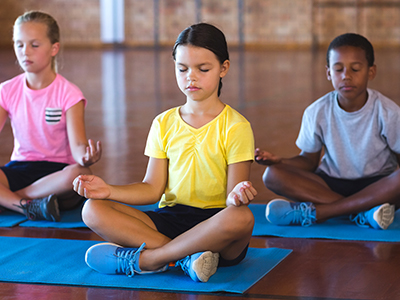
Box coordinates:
[287,202,316,226]
[115,243,146,277]
[13,199,37,220]
[350,212,369,228]
[175,256,189,275]
[26,200,42,220]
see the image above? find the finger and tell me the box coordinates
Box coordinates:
[237,188,249,205]
[74,179,83,196]
[83,188,89,198]
[242,188,254,201]
[96,140,102,153]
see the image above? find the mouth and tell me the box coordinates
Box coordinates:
[340,85,355,91]
[186,86,200,92]
[22,59,33,65]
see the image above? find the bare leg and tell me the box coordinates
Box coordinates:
[0,164,91,214]
[263,164,343,204]
[264,164,400,222]
[316,169,400,220]
[82,200,254,271]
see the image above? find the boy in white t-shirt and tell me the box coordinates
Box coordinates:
[255,33,400,230]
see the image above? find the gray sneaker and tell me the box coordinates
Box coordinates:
[17,194,60,222]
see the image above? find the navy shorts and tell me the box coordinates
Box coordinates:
[316,170,387,197]
[0,161,69,192]
[145,204,249,267]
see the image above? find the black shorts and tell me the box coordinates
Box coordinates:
[316,170,387,197]
[0,161,69,192]
[145,204,249,267]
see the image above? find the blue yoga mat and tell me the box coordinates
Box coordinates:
[0,210,27,227]
[19,203,160,228]
[250,203,400,242]
[0,236,291,294]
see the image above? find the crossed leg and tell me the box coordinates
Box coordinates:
[82,199,254,271]
[263,164,400,221]
[0,163,91,214]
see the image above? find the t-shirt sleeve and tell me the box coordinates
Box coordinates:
[382,103,400,154]
[226,121,255,165]
[144,118,167,159]
[0,83,6,112]
[295,108,323,153]
[63,82,87,112]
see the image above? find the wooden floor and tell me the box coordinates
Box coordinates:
[1,47,400,300]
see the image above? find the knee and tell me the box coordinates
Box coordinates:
[262,164,282,189]
[82,199,105,230]
[225,206,255,235]
[63,164,92,182]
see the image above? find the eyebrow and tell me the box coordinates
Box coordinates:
[332,62,363,67]
[176,62,212,67]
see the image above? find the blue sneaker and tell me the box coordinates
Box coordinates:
[266,199,316,226]
[350,203,395,230]
[175,251,219,282]
[85,242,168,277]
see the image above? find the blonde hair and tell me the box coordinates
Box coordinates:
[14,11,60,72]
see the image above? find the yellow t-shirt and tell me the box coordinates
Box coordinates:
[144,104,254,209]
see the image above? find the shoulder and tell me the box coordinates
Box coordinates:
[303,91,335,119]
[153,107,179,122]
[150,107,181,131]
[54,74,83,94]
[223,105,251,125]
[368,89,400,123]
[307,91,335,110]
[0,74,25,91]
[369,89,400,110]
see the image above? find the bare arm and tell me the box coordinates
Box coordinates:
[73,157,168,205]
[225,160,257,207]
[280,150,321,172]
[0,106,8,133]
[66,100,101,166]
[255,147,321,172]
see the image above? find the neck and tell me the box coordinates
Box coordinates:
[180,98,225,129]
[25,70,57,90]
[183,97,224,115]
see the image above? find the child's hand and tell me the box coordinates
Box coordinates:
[73,174,110,199]
[227,181,257,207]
[81,139,102,167]
[254,148,281,165]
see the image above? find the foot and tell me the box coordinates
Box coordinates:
[266,199,316,226]
[17,194,60,222]
[175,251,219,282]
[85,242,168,277]
[350,203,395,229]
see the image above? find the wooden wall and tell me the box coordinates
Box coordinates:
[1,0,400,48]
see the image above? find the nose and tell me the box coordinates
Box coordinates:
[20,45,28,55]
[342,68,351,80]
[186,69,196,82]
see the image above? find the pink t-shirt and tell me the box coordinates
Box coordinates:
[0,73,86,164]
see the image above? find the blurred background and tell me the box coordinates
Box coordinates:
[1,0,400,201]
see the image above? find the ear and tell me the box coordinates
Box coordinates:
[51,42,60,57]
[326,65,332,81]
[368,64,377,81]
[220,60,230,78]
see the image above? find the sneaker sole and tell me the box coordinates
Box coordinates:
[265,199,285,223]
[49,195,60,222]
[192,251,219,282]
[374,203,395,230]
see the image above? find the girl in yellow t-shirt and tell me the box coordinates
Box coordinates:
[73,23,256,283]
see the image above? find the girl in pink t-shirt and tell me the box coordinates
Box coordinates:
[0,11,101,221]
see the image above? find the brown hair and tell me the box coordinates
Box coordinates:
[14,11,60,72]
